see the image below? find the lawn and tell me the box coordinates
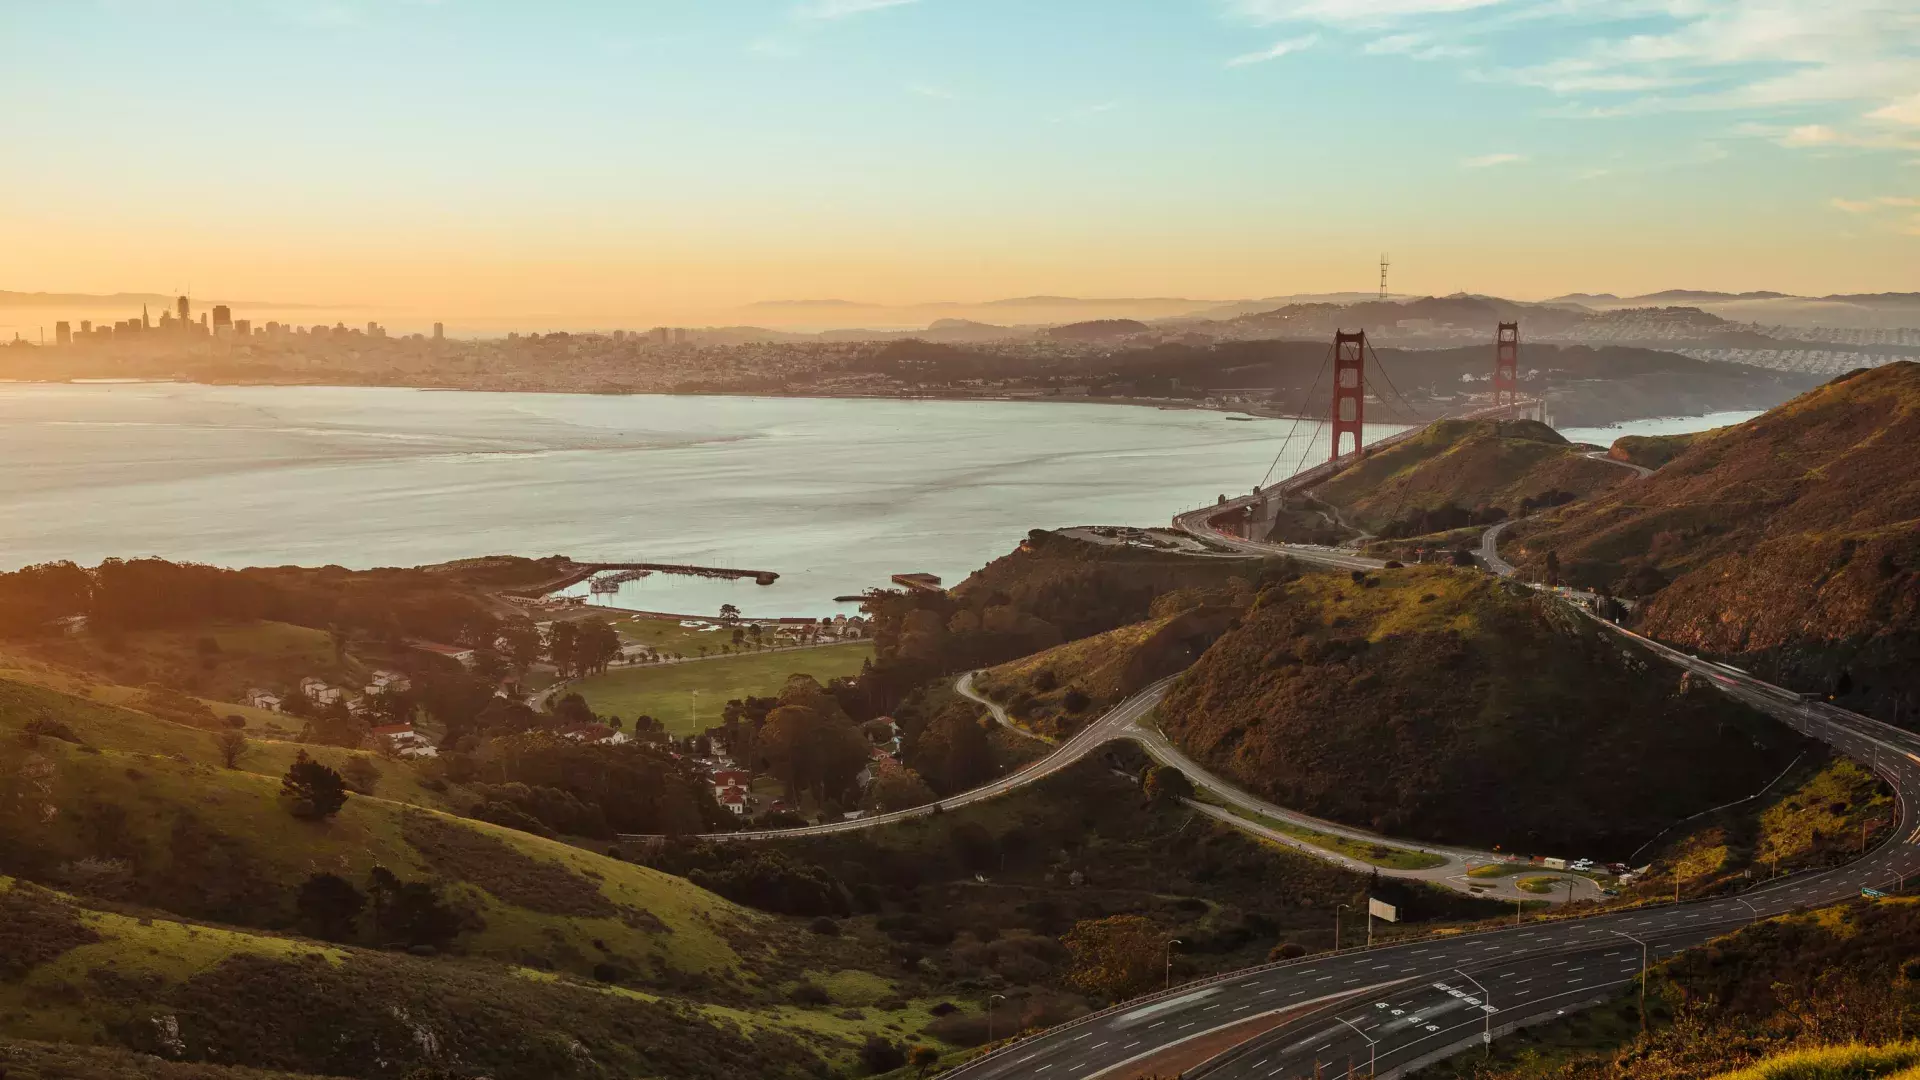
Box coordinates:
[572,641,875,734]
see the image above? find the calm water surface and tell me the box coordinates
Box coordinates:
[3,384,1417,617]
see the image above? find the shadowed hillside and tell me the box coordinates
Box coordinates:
[1508,362,1920,724]
[1305,419,1628,538]
[1154,567,1808,857]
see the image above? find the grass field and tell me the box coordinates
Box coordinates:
[572,641,874,734]
[1198,793,1449,871]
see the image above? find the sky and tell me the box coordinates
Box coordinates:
[2,0,1917,321]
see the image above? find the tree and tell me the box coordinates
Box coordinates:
[1142,764,1195,806]
[719,603,741,623]
[551,692,597,729]
[547,619,579,677]
[908,1045,940,1075]
[297,872,366,940]
[760,704,870,803]
[282,750,349,819]
[328,623,351,661]
[497,622,544,673]
[1545,550,1562,587]
[215,730,251,769]
[866,765,936,812]
[367,869,463,950]
[1062,914,1164,1000]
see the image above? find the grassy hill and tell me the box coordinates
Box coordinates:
[1508,362,1920,723]
[0,676,759,984]
[971,605,1241,739]
[1306,418,1629,536]
[1153,566,1809,858]
[0,876,875,1080]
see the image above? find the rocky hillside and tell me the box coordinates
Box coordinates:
[1308,419,1630,537]
[1154,566,1808,857]
[1509,362,1920,722]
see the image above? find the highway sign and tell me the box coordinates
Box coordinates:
[1863,887,1888,899]
[1369,897,1400,923]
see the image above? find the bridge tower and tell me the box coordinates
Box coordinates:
[1331,330,1367,460]
[1493,322,1520,406]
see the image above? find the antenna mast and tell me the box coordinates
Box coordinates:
[1378,253,1389,300]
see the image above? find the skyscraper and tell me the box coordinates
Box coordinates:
[235,319,251,337]
[212,305,233,336]
[55,321,71,346]
[432,322,444,340]
[176,295,190,323]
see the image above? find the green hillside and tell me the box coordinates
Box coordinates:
[0,877,864,1080]
[1509,362,1920,723]
[1154,566,1809,858]
[1308,418,1629,536]
[0,676,753,983]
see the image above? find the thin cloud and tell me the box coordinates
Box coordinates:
[909,83,956,100]
[796,0,917,19]
[1227,34,1320,66]
[1462,152,1524,168]
[1227,0,1507,27]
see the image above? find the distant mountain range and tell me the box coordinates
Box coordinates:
[0,290,323,310]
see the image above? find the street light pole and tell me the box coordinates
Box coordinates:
[1165,938,1182,991]
[1334,1015,1379,1078]
[987,993,1007,1046]
[1611,930,1649,1038]
[1453,969,1492,1058]
[1336,904,1352,951]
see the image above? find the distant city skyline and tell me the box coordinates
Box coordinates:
[3,1,1915,317]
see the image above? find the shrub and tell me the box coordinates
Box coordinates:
[790,981,832,1005]
[860,1035,907,1074]
[809,915,842,936]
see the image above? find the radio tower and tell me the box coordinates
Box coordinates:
[1378,254,1389,300]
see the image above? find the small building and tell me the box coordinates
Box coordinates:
[718,786,748,815]
[244,689,282,712]
[560,724,631,746]
[299,678,343,706]
[409,641,476,668]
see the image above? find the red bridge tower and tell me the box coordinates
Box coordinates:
[1331,330,1367,460]
[1493,322,1520,406]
